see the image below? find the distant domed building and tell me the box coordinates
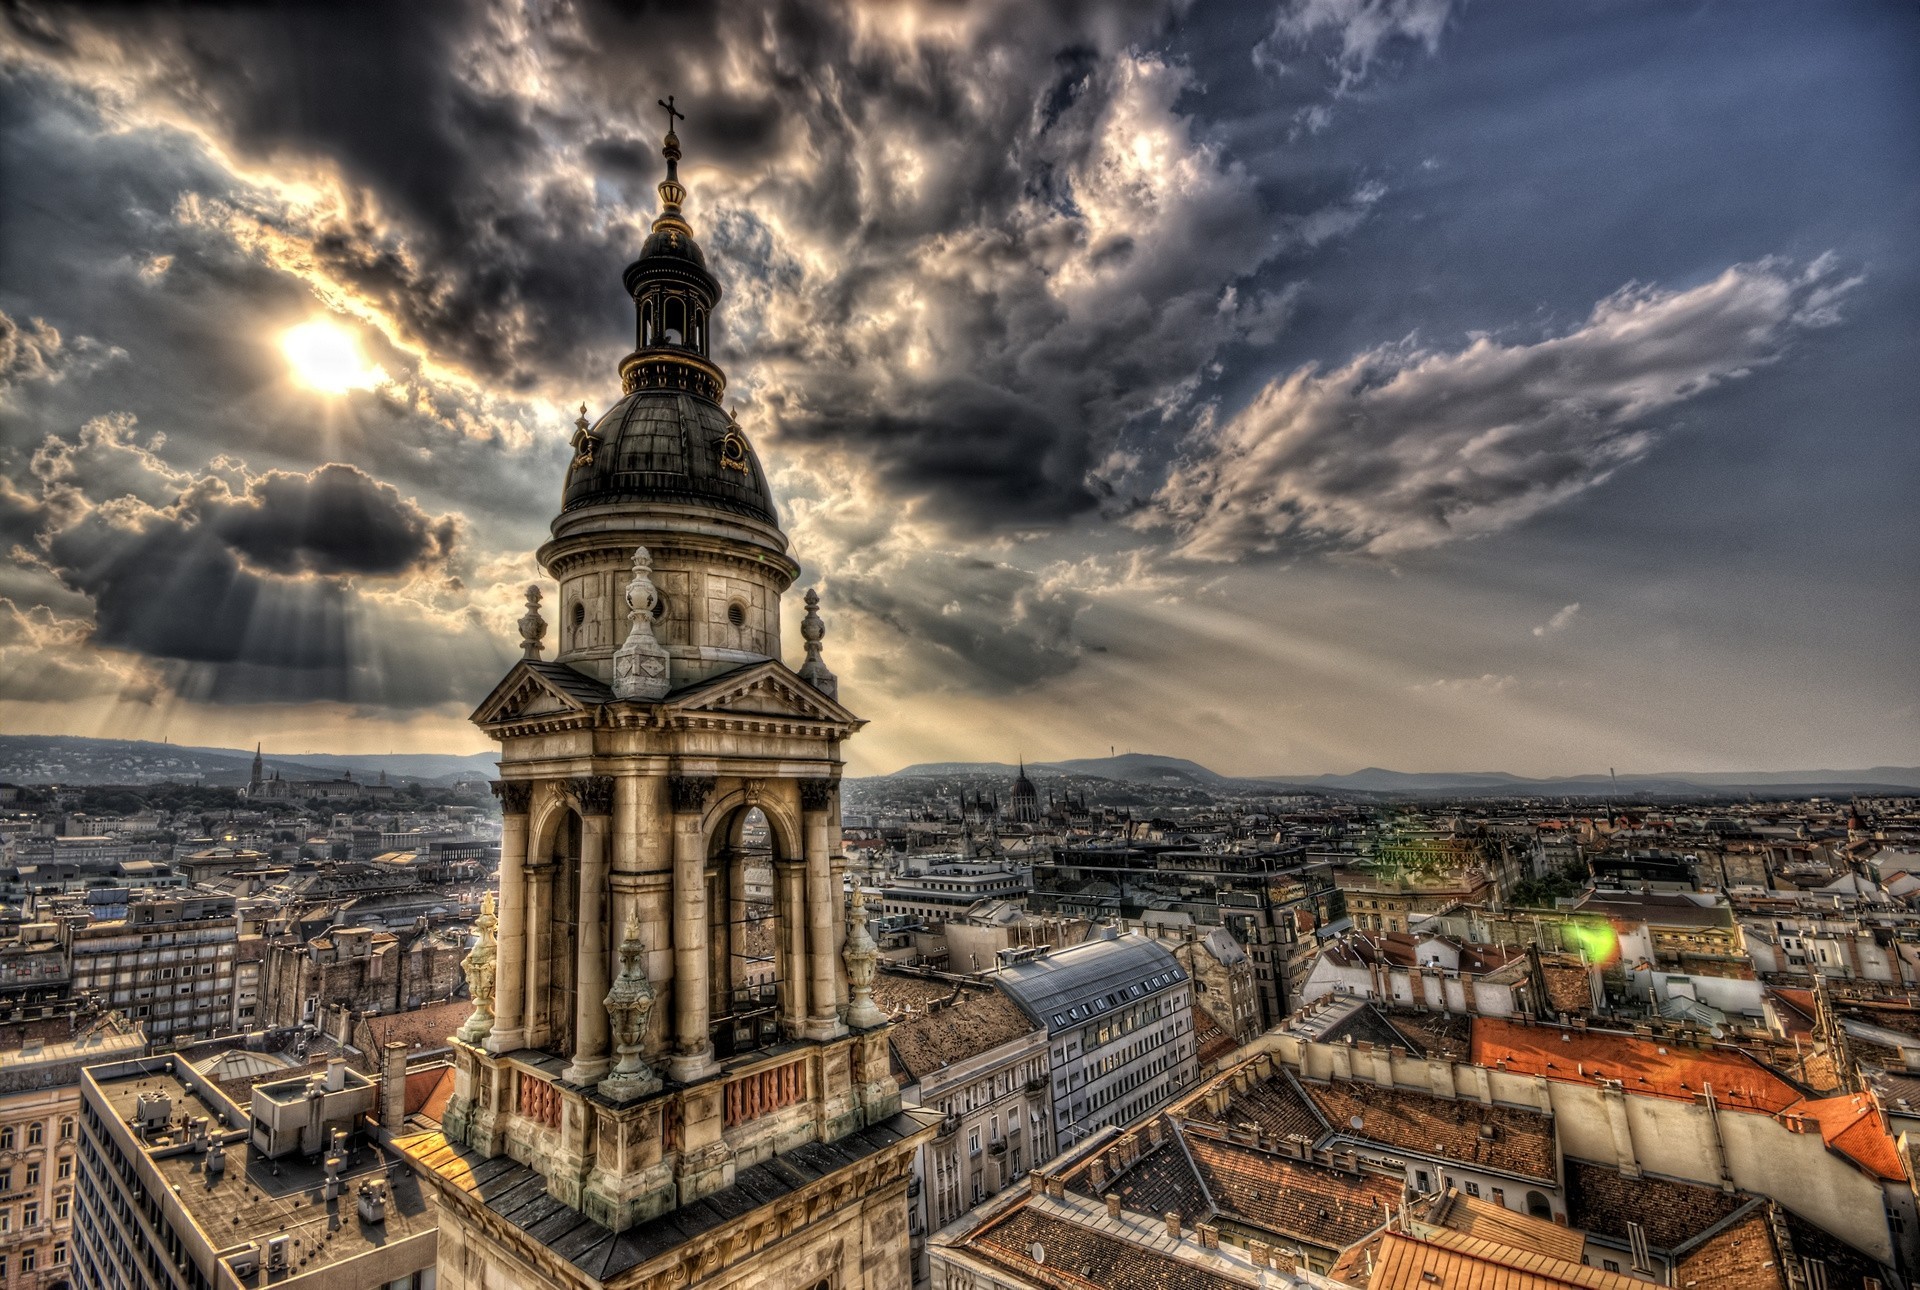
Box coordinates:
[1009,759,1039,824]
[399,105,929,1290]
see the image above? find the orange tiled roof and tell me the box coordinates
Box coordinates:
[1304,1078,1557,1182]
[1787,1093,1904,1182]
[1470,1017,1799,1113]
[1671,1210,1788,1289]
[1184,1133,1402,1250]
[972,1205,1248,1290]
[1332,1228,1648,1290]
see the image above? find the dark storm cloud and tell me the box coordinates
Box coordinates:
[205,464,459,577]
[3,0,1278,527]
[833,557,1088,692]
[7,411,505,707]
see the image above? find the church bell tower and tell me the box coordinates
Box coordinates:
[398,100,933,1290]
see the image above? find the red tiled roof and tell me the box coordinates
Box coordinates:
[1470,1018,1799,1113]
[1184,1134,1402,1250]
[1332,1228,1647,1290]
[1304,1079,1557,1182]
[972,1205,1248,1290]
[1788,1093,1904,1182]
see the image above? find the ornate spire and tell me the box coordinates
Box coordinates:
[797,587,838,699]
[842,887,885,1029]
[518,585,547,659]
[599,905,661,1100]
[457,890,498,1043]
[655,95,688,230]
[611,545,672,700]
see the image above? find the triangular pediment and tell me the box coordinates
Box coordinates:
[471,660,613,727]
[665,659,860,727]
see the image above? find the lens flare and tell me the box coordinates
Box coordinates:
[1566,919,1618,965]
[281,319,385,394]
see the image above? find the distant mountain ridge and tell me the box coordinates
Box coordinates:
[0,735,498,787]
[881,753,1920,797]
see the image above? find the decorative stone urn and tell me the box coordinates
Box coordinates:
[457,890,499,1044]
[599,906,662,1100]
[842,887,885,1029]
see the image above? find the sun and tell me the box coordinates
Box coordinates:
[280,319,386,394]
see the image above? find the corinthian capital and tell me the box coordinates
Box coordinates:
[668,775,715,814]
[569,774,617,817]
[492,780,534,815]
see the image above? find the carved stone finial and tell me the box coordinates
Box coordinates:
[611,546,672,701]
[842,887,885,1029]
[796,587,838,700]
[599,905,661,1100]
[518,585,548,660]
[457,890,498,1043]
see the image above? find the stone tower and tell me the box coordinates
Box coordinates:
[399,106,933,1290]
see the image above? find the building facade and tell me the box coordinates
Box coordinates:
[993,933,1199,1153]
[64,895,238,1048]
[395,113,934,1290]
[874,974,1053,1290]
[0,1014,145,1290]
[1032,843,1334,1027]
[75,1052,438,1290]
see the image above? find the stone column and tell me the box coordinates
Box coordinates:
[801,778,846,1040]
[486,781,532,1054]
[564,776,615,1085]
[776,858,810,1035]
[668,775,718,1082]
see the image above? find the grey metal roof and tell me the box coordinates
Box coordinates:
[562,390,777,523]
[992,932,1187,1034]
[522,660,615,707]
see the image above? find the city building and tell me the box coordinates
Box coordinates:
[394,113,934,1290]
[874,971,1053,1289]
[260,923,467,1030]
[0,1012,145,1290]
[992,932,1198,1153]
[1031,842,1334,1027]
[75,1051,438,1290]
[64,894,239,1048]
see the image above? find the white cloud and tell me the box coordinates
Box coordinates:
[1256,0,1456,86]
[1155,256,1859,561]
[1533,602,1580,637]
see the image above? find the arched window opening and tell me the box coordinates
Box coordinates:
[693,309,705,354]
[664,296,686,346]
[709,806,784,1057]
[1525,1190,1552,1220]
[641,298,654,347]
[536,810,582,1056]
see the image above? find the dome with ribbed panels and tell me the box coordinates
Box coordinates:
[561,391,776,524]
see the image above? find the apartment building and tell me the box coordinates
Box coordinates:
[65,895,239,1048]
[993,932,1199,1152]
[0,1013,145,1290]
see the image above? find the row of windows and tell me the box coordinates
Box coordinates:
[0,1117,71,1150]
[0,1239,69,1277]
[0,1153,74,1189]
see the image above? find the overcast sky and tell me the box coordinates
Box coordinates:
[1,0,1914,777]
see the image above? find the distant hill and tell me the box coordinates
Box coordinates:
[877,753,1920,798]
[0,735,497,787]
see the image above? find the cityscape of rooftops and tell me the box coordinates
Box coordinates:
[0,4,1914,1290]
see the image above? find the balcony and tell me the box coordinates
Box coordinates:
[1024,1076,1046,1094]
[935,1113,960,1140]
[987,1138,1007,1157]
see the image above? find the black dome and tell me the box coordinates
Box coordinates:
[562,391,777,525]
